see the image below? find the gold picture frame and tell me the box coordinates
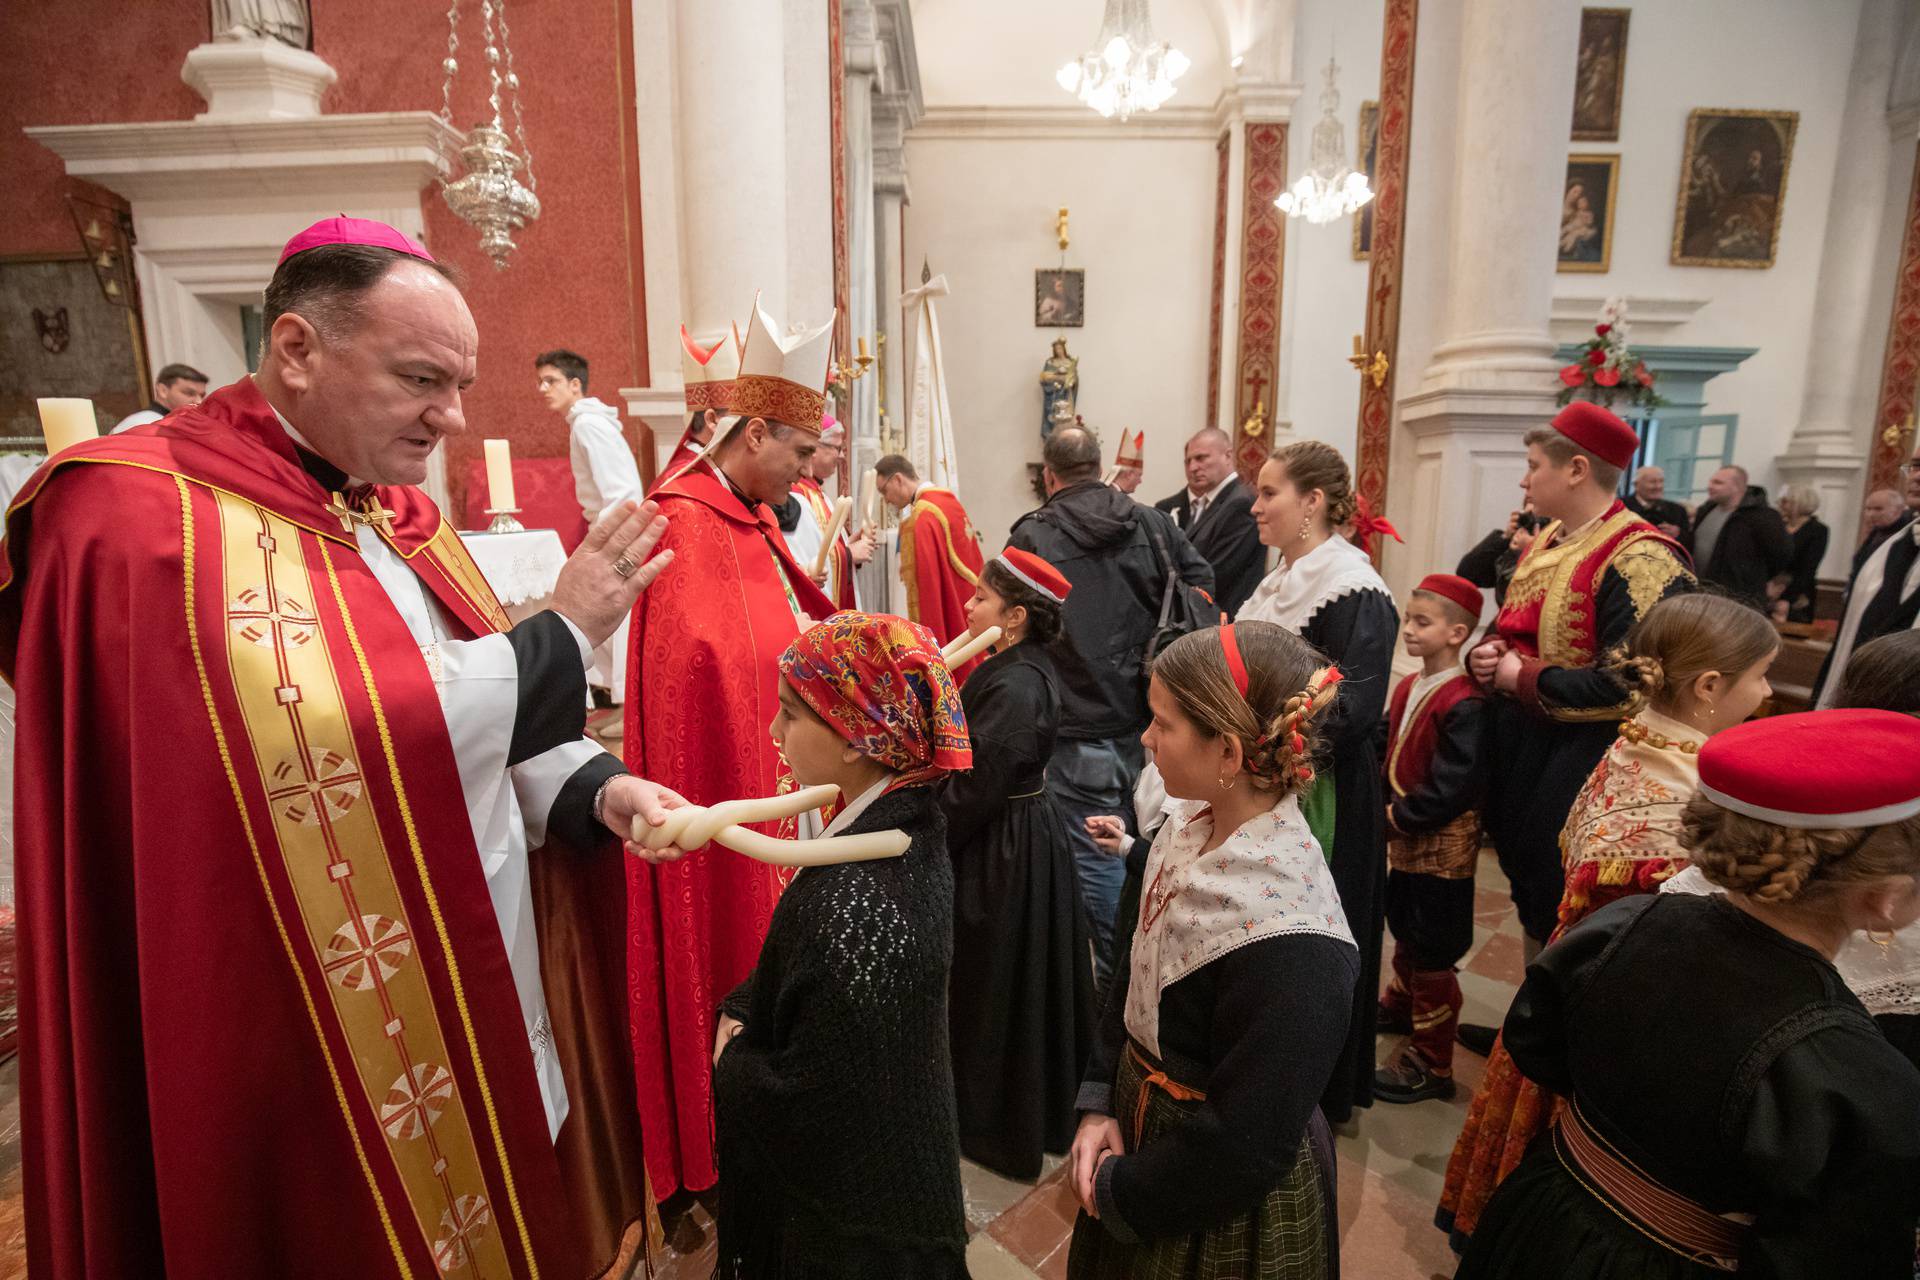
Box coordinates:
[1352,100,1380,260]
[1559,154,1620,274]
[1572,9,1630,142]
[1670,108,1798,269]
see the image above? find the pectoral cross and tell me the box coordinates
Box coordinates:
[326,490,397,539]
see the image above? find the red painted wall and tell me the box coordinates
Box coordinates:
[2,0,647,514]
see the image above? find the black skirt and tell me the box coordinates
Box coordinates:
[949,785,1096,1179]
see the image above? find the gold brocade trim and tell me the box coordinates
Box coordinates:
[910,494,981,588]
[684,378,736,412]
[176,479,416,1279]
[728,374,825,432]
[319,541,540,1275]
[209,489,521,1277]
[414,522,513,633]
[1613,540,1691,618]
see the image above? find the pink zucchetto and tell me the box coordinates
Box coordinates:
[278,216,435,266]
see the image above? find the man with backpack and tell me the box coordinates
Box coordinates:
[1008,425,1215,985]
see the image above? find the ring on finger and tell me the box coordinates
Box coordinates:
[612,554,637,578]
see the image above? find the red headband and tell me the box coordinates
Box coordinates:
[1220,624,1251,699]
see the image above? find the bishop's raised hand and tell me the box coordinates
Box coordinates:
[551,499,672,649]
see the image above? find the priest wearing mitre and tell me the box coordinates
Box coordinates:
[0,218,683,1276]
[623,297,838,1207]
[783,414,872,609]
[875,451,987,679]
[647,322,740,496]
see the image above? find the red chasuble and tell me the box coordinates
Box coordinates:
[622,461,835,1197]
[898,486,984,679]
[795,474,857,609]
[0,379,650,1278]
[646,431,702,497]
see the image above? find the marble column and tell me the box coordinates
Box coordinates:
[1777,0,1904,575]
[843,0,881,461]
[1395,0,1580,594]
[624,0,794,472]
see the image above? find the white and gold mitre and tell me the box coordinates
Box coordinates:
[680,322,741,414]
[731,299,837,434]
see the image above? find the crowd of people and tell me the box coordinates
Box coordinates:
[5,217,1920,1279]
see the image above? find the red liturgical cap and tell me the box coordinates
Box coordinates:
[1698,710,1920,828]
[996,548,1072,604]
[1414,573,1484,621]
[278,216,435,266]
[1550,401,1639,471]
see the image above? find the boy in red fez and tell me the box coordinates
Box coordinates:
[1459,403,1694,1045]
[1376,574,1491,1102]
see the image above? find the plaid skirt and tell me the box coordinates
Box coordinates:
[1067,1041,1338,1280]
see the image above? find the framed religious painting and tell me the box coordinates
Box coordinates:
[1352,100,1380,260]
[1671,109,1799,268]
[1034,268,1084,328]
[1558,154,1620,273]
[1571,9,1629,142]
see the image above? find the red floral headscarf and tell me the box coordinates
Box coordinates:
[778,611,973,788]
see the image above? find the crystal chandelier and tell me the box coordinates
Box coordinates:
[1055,0,1191,123]
[437,0,541,268]
[1276,58,1374,224]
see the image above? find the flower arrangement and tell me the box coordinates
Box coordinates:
[1557,297,1662,411]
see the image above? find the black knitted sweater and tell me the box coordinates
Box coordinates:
[714,783,971,1278]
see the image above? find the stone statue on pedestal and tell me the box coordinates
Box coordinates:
[1039,337,1078,440]
[211,0,310,49]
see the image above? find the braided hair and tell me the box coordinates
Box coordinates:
[1613,592,1778,715]
[1150,621,1340,797]
[1683,799,1920,906]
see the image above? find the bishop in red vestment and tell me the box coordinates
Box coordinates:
[877,454,985,678]
[646,324,740,498]
[1,221,686,1277]
[623,299,838,1199]
[784,417,873,609]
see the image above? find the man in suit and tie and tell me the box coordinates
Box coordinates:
[1814,447,1920,707]
[1153,427,1264,616]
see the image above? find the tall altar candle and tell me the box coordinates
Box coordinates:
[858,467,877,530]
[483,438,517,510]
[36,398,98,455]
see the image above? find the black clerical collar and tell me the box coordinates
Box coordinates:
[292,441,353,497]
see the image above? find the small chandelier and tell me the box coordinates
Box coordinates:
[1276,58,1374,224]
[1055,0,1191,123]
[437,0,541,268]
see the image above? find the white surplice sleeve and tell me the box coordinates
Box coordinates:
[570,410,644,523]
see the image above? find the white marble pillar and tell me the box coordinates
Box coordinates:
[625,0,794,471]
[844,0,881,461]
[1396,0,1580,594]
[680,0,789,327]
[1777,0,1905,573]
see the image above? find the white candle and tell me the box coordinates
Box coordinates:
[858,468,878,532]
[942,626,1001,668]
[813,496,853,576]
[483,438,516,510]
[36,398,98,455]
[631,783,909,867]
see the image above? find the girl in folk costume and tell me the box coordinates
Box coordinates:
[1458,710,1920,1279]
[1068,622,1359,1280]
[710,613,973,1278]
[1438,593,1779,1251]
[1242,439,1399,1121]
[942,549,1097,1180]
[1664,626,1920,1071]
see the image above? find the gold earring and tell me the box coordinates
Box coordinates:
[1220,775,1236,792]
[1870,928,1895,951]
[1297,515,1311,543]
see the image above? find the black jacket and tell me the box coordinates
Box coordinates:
[1152,474,1265,617]
[1008,480,1214,740]
[1622,492,1690,535]
[1684,486,1791,605]
[1854,510,1916,580]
